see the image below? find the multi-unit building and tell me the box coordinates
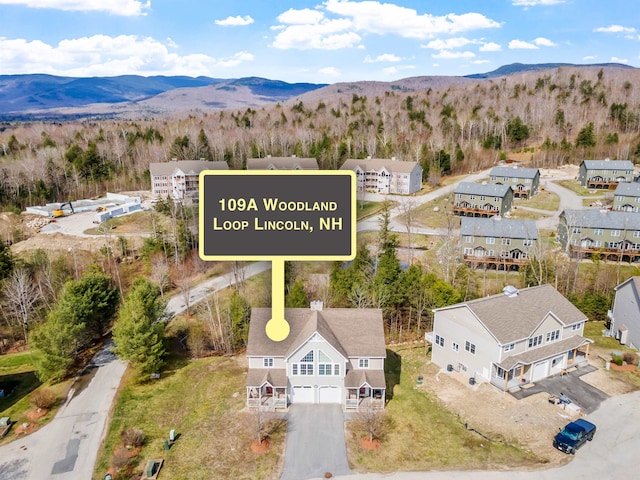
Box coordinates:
[609,276,640,349]
[340,157,422,194]
[452,182,513,217]
[430,284,591,391]
[460,216,538,269]
[149,160,228,202]
[578,159,635,189]
[489,166,541,199]
[558,209,640,262]
[246,155,319,170]
[246,302,386,411]
[612,182,640,212]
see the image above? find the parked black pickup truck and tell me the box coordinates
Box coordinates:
[553,418,596,454]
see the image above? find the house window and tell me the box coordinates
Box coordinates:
[486,237,495,244]
[465,341,476,354]
[452,342,459,351]
[616,195,624,202]
[359,358,370,368]
[464,248,473,255]
[487,249,495,256]
[295,350,314,375]
[546,330,560,343]
[480,195,486,201]
[594,240,603,247]
[470,195,476,200]
[503,343,515,352]
[435,335,445,347]
[594,229,603,236]
[611,230,621,237]
[334,364,340,376]
[501,238,511,245]
[633,231,640,238]
[464,236,474,243]
[523,239,532,247]
[572,227,581,234]
[263,358,274,368]
[572,322,583,331]
[318,350,338,376]
[528,335,543,348]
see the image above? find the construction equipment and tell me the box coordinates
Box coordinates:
[52,201,75,218]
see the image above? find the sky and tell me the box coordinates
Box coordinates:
[0,0,638,83]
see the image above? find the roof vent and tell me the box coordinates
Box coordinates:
[310,300,324,311]
[503,285,519,297]
[482,180,488,185]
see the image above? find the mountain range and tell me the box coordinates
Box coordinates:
[0,63,634,121]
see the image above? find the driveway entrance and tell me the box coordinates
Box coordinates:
[510,364,608,413]
[280,404,352,480]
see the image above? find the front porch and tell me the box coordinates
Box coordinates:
[345,385,385,411]
[247,383,288,411]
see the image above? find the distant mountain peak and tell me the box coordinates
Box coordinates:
[465,62,635,79]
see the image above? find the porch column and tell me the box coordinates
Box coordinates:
[503,372,508,391]
[585,343,590,358]
[519,365,525,382]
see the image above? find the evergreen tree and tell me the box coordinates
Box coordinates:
[286,280,308,308]
[112,278,166,376]
[575,122,596,148]
[0,241,14,281]
[196,129,213,161]
[229,290,251,349]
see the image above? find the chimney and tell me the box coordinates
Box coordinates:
[310,300,324,311]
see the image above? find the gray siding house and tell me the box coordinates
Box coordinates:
[558,209,640,262]
[578,159,634,189]
[149,160,228,201]
[609,277,640,349]
[246,303,386,411]
[489,166,541,198]
[246,155,319,170]
[430,285,591,391]
[613,182,640,212]
[453,182,513,217]
[340,157,422,194]
[460,216,538,269]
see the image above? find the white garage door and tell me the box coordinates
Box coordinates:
[318,386,342,404]
[532,361,548,381]
[291,386,314,403]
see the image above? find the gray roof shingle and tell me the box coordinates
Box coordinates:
[614,182,640,197]
[490,166,539,179]
[581,159,634,171]
[454,181,512,197]
[246,157,319,170]
[460,216,538,240]
[561,209,640,230]
[247,308,386,359]
[340,158,420,174]
[435,284,588,344]
[149,160,228,176]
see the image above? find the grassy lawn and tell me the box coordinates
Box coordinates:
[508,208,547,221]
[83,209,173,235]
[516,190,560,212]
[346,346,542,472]
[356,201,395,220]
[94,355,285,480]
[555,180,609,197]
[411,196,460,230]
[0,351,70,445]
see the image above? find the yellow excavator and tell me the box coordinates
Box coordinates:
[52,201,75,218]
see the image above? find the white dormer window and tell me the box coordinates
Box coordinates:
[359,358,369,368]
[263,357,274,367]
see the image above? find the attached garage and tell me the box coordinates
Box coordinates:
[318,386,342,404]
[291,386,314,403]
[531,360,548,381]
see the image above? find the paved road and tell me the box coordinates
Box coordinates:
[0,344,126,480]
[310,389,640,480]
[280,405,352,480]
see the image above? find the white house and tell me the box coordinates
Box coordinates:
[246,303,386,410]
[149,160,228,201]
[609,276,640,349]
[340,157,422,194]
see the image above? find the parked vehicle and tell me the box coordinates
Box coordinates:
[553,418,596,454]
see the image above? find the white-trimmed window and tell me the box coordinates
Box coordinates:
[546,330,560,343]
[359,358,370,368]
[487,249,495,256]
[486,237,496,244]
[611,230,621,237]
[464,248,473,256]
[465,341,476,354]
[633,231,640,238]
[263,357,274,368]
[503,343,515,352]
[594,229,603,236]
[572,227,581,234]
[464,236,474,243]
[572,322,583,331]
[318,350,339,376]
[294,350,314,375]
[452,342,459,351]
[528,335,543,348]
[501,238,511,245]
[435,334,445,347]
[523,239,532,247]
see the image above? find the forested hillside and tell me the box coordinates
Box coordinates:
[1,64,640,210]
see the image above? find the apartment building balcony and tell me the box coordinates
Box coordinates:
[463,254,530,269]
[568,244,640,262]
[453,205,500,217]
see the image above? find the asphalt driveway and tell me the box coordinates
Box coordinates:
[509,364,608,414]
[280,404,352,480]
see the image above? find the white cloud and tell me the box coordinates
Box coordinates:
[271,1,500,50]
[533,37,557,46]
[432,50,475,59]
[272,19,361,50]
[471,59,490,65]
[611,56,629,64]
[382,64,415,76]
[0,35,254,76]
[512,0,565,6]
[0,0,150,15]
[422,37,476,50]
[509,39,538,49]
[583,55,597,61]
[594,25,636,34]
[214,15,254,27]
[364,53,402,63]
[319,66,341,77]
[480,42,501,52]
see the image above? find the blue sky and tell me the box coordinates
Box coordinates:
[0,0,638,82]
